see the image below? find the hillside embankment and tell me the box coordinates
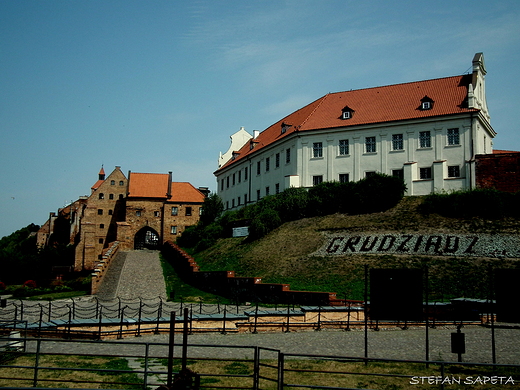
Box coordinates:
[192,197,520,301]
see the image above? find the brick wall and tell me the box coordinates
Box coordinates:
[475,152,520,193]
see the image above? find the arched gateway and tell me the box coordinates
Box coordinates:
[134,227,160,250]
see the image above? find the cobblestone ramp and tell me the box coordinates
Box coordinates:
[99,249,167,300]
[95,251,127,301]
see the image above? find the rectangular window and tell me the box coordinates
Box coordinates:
[275,153,280,168]
[313,175,323,186]
[447,128,460,145]
[392,169,404,180]
[339,173,349,183]
[226,176,230,188]
[420,167,432,180]
[265,186,270,196]
[286,148,291,163]
[221,179,224,191]
[232,199,235,208]
[419,131,431,148]
[226,201,229,210]
[366,171,376,178]
[448,165,460,178]
[238,170,241,183]
[185,207,192,216]
[339,139,349,155]
[275,183,280,194]
[266,157,270,172]
[136,210,141,217]
[256,189,261,201]
[257,161,261,175]
[154,211,160,217]
[99,224,104,229]
[237,196,241,205]
[171,226,177,234]
[171,207,178,216]
[109,194,114,200]
[245,167,248,180]
[392,134,403,150]
[313,142,323,158]
[97,209,103,215]
[365,136,376,153]
[232,173,235,185]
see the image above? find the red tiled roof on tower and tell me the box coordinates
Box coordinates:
[128,173,170,198]
[218,74,477,171]
[170,182,205,203]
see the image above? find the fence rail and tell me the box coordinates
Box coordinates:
[1,336,518,389]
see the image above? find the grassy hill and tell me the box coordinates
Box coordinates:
[190,196,520,301]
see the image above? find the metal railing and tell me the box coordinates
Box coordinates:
[1,335,519,389]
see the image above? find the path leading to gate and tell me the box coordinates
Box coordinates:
[96,249,167,300]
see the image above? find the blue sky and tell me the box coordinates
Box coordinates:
[1,0,520,238]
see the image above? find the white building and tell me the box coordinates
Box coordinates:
[215,53,495,210]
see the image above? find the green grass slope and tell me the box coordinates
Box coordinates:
[191,197,520,301]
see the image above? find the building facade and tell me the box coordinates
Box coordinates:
[38,166,206,271]
[215,53,496,210]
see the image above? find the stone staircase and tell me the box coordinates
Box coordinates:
[96,250,167,300]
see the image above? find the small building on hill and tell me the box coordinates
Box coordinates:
[215,53,497,211]
[38,166,207,271]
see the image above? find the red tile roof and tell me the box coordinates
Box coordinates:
[128,173,170,198]
[91,180,104,190]
[493,150,520,154]
[170,182,205,203]
[218,74,478,171]
[128,173,205,203]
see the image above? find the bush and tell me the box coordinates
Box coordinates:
[420,188,515,219]
[22,280,37,289]
[355,173,407,214]
[249,208,282,240]
[0,281,5,291]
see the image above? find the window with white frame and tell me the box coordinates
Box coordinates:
[392,169,404,180]
[420,167,432,180]
[447,128,460,145]
[171,226,177,234]
[448,165,460,178]
[419,131,431,148]
[365,136,376,153]
[313,175,323,186]
[313,142,323,158]
[392,134,404,150]
[339,139,349,155]
[171,207,178,216]
[339,173,349,183]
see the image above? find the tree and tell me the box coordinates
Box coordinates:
[199,193,224,226]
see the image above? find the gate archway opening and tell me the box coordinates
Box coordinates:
[134,227,160,250]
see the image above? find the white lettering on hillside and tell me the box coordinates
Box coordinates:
[314,233,520,258]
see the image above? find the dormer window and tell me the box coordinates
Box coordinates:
[420,96,434,110]
[281,122,291,134]
[341,106,354,120]
[232,152,240,161]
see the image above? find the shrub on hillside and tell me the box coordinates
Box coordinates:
[354,173,407,214]
[23,280,37,289]
[420,188,516,219]
[249,208,282,240]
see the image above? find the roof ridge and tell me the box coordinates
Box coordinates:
[297,94,330,130]
[329,74,464,95]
